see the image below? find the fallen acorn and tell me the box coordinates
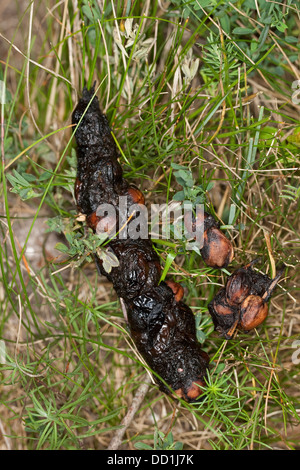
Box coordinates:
[239,294,268,331]
[208,261,284,339]
[200,226,234,269]
[184,210,234,269]
[127,186,145,205]
[165,279,184,302]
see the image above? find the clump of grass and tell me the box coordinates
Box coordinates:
[0,0,299,450]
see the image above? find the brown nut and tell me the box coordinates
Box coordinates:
[184,211,234,268]
[200,227,234,269]
[239,295,268,331]
[87,211,116,234]
[185,378,206,401]
[127,186,145,205]
[208,292,239,339]
[165,280,184,302]
[174,378,205,402]
[211,297,234,316]
[86,211,100,231]
[225,270,251,305]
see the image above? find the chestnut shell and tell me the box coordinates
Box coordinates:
[208,262,282,339]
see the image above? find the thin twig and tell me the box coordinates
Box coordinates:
[0,419,12,450]
[107,299,153,450]
[107,375,152,450]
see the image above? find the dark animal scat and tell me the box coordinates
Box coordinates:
[208,261,283,339]
[72,87,211,402]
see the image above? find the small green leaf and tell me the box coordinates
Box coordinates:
[196,329,206,344]
[220,14,231,34]
[171,163,189,170]
[46,216,65,234]
[159,251,176,282]
[18,188,40,200]
[285,36,298,44]
[174,170,194,188]
[172,190,185,201]
[97,248,120,274]
[192,0,211,9]
[55,242,70,253]
[232,27,255,35]
[205,181,214,192]
[4,136,13,151]
[195,311,202,329]
[82,4,98,22]
[38,171,52,181]
[174,441,184,450]
[134,442,153,450]
[275,21,287,32]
